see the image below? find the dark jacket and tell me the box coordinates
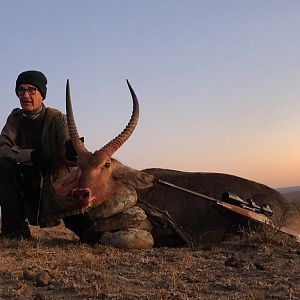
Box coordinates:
[0,107,81,225]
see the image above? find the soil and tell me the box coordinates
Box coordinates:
[0,224,299,300]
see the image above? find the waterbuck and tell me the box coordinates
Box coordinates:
[53,80,300,247]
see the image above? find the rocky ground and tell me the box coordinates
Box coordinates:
[0,224,299,299]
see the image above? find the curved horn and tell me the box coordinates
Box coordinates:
[100,80,139,157]
[66,79,89,154]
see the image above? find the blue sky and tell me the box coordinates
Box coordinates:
[0,1,300,188]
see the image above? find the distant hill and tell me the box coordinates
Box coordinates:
[277,187,300,209]
[276,186,300,194]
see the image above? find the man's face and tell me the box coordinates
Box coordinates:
[16,84,43,112]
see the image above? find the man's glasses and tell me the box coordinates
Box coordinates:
[17,87,38,96]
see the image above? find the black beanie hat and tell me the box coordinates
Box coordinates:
[15,70,47,99]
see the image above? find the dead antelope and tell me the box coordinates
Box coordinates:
[53,81,300,247]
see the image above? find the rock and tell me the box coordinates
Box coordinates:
[88,186,137,218]
[92,206,153,232]
[23,269,36,281]
[36,271,50,287]
[101,228,154,249]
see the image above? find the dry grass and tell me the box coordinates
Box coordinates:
[0,224,299,299]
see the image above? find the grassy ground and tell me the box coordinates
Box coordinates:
[0,224,299,299]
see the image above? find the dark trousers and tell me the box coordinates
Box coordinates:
[63,214,94,240]
[0,157,94,240]
[0,158,37,237]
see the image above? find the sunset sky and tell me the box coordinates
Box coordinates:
[0,1,299,188]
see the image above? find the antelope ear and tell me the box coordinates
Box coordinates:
[113,163,154,189]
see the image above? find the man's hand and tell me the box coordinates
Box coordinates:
[65,137,84,162]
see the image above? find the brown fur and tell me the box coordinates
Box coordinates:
[137,168,300,245]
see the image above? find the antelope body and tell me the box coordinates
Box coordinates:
[53,80,300,246]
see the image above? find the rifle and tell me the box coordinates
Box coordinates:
[157,179,300,241]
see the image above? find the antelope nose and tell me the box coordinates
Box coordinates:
[72,188,91,207]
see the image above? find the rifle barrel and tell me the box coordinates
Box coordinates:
[158,179,217,202]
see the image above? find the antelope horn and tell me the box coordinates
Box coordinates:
[100,80,139,157]
[66,79,89,154]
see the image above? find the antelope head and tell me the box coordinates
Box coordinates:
[53,80,154,210]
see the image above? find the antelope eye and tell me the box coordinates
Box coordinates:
[104,162,111,168]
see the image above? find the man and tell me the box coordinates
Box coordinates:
[0,70,89,239]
